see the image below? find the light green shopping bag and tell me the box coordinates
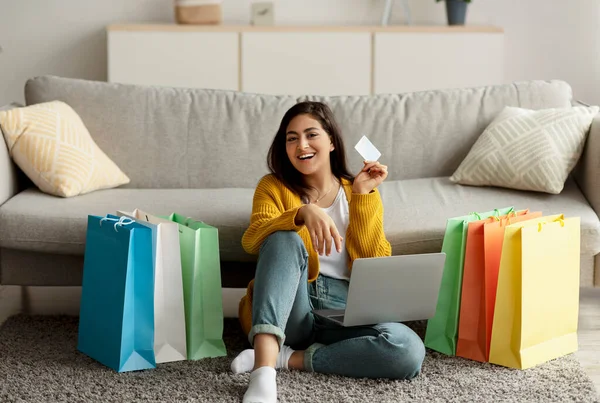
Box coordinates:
[165,213,227,360]
[424,207,514,356]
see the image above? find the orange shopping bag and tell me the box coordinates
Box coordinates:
[456,209,542,362]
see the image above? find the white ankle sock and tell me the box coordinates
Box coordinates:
[231,345,295,374]
[242,366,277,403]
[276,345,295,370]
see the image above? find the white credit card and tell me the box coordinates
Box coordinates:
[354,135,381,162]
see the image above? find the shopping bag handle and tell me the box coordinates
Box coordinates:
[468,212,482,220]
[99,216,135,232]
[491,207,516,221]
[537,217,565,232]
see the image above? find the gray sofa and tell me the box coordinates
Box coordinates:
[1,75,599,296]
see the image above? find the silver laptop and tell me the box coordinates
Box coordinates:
[313,252,446,327]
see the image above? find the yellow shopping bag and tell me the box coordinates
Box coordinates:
[489,214,580,369]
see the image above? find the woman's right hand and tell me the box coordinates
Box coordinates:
[296,204,343,256]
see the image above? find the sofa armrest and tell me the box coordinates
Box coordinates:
[0,103,22,207]
[574,113,600,217]
[0,138,18,207]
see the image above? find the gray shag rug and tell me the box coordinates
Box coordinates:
[0,315,597,403]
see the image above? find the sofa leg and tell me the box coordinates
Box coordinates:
[0,285,23,324]
[21,286,31,314]
[594,255,600,288]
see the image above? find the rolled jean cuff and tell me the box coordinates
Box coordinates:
[248,324,286,349]
[304,342,325,372]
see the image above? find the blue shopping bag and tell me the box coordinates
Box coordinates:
[77,215,156,372]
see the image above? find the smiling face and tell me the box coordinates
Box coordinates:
[285,114,335,177]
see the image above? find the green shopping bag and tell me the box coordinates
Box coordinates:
[165,213,227,360]
[424,207,514,356]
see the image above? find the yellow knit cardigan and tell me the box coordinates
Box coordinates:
[238,174,392,336]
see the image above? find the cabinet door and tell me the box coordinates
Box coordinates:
[108,31,239,90]
[374,33,504,94]
[242,32,371,96]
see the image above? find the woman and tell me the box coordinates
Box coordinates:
[234,101,425,403]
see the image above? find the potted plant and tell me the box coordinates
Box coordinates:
[436,0,471,26]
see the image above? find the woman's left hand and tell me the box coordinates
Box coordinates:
[353,160,388,194]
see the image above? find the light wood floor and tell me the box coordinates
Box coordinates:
[576,287,600,398]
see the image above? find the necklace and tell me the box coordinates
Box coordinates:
[312,178,338,204]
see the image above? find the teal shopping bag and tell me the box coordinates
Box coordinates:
[424,207,514,356]
[164,213,227,360]
[78,215,156,372]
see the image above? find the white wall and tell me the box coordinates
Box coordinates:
[1,0,599,105]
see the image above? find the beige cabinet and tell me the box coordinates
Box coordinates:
[107,25,504,95]
[108,29,239,90]
[374,32,504,94]
[241,32,371,96]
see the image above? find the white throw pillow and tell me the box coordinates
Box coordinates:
[450,105,599,194]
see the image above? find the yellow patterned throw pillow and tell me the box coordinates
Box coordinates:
[0,101,129,197]
[450,105,599,194]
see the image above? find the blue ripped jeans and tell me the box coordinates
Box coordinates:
[249,231,425,379]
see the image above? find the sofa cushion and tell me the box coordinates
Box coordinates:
[2,177,599,260]
[0,187,256,261]
[25,77,574,188]
[0,101,130,197]
[300,80,574,181]
[380,176,600,256]
[450,105,599,194]
[24,76,296,189]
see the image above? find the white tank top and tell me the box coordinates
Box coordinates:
[317,186,350,280]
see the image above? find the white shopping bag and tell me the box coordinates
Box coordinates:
[117,208,187,363]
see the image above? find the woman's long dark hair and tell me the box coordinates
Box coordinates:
[267,101,354,200]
